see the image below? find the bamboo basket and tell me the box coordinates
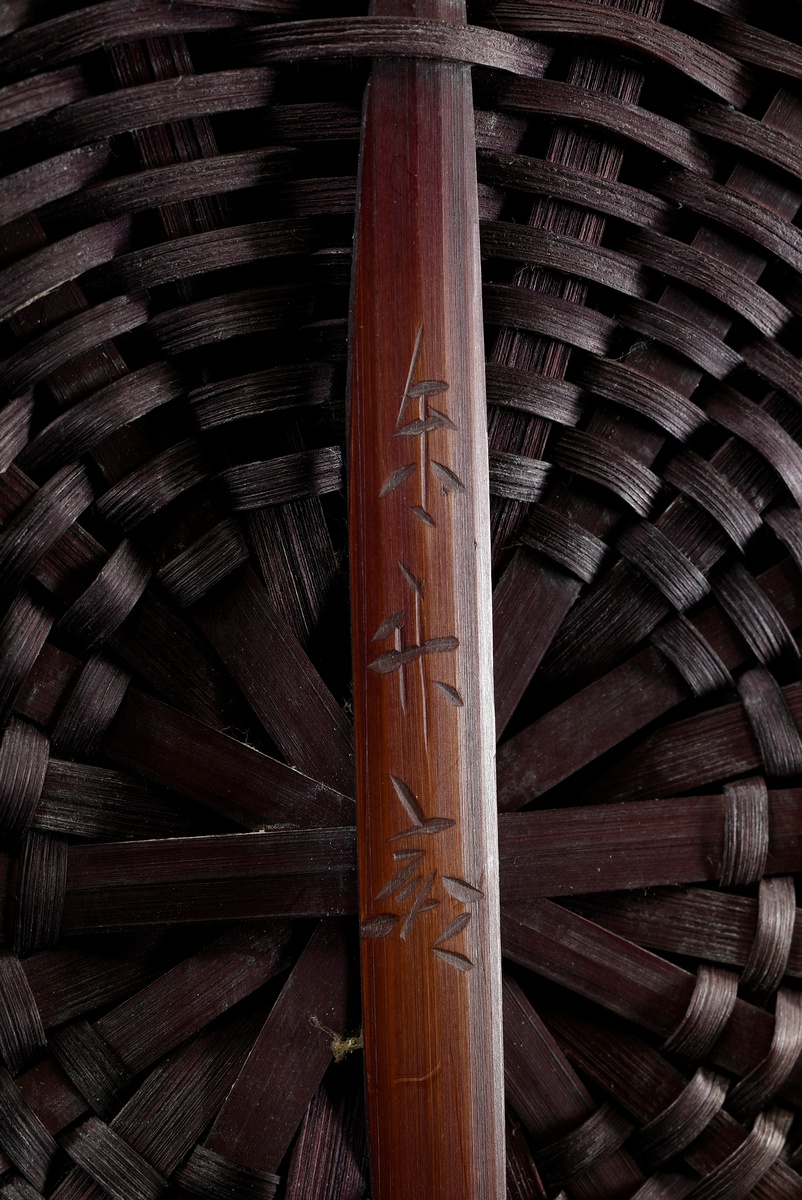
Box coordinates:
[2,1,802,1198]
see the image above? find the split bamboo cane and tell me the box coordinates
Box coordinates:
[349,2,505,1196]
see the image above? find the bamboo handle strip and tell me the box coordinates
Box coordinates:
[348,3,504,1196]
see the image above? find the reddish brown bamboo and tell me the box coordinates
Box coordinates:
[349,3,504,1197]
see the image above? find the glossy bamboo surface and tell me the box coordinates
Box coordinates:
[348,3,504,1196]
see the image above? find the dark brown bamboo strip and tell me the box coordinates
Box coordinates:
[547,1008,802,1200]
[13,1058,86,1140]
[502,900,802,1106]
[0,595,56,729]
[568,887,802,978]
[0,294,148,395]
[0,860,10,928]
[0,220,132,323]
[0,65,88,133]
[494,0,751,104]
[21,937,164,1030]
[708,13,802,80]
[175,921,352,1199]
[91,925,293,1076]
[33,759,214,842]
[103,688,353,828]
[496,79,712,175]
[348,3,503,1197]
[1,69,277,162]
[588,679,802,803]
[1,927,298,1168]
[506,1113,548,1200]
[503,974,645,1197]
[60,828,357,931]
[48,1011,264,1200]
[0,143,109,226]
[491,85,802,732]
[43,146,295,227]
[0,2,242,78]
[54,786,802,931]
[108,593,247,731]
[536,107,802,700]
[11,641,80,728]
[58,1119,169,1199]
[194,567,354,795]
[284,1063,368,1200]
[497,555,802,808]
[476,148,672,230]
[226,15,551,77]
[85,217,337,297]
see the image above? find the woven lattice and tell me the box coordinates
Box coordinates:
[2,1,802,1197]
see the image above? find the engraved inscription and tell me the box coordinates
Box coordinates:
[372,612,405,642]
[378,323,465,525]
[368,563,459,735]
[368,638,459,674]
[379,464,415,497]
[376,849,424,901]
[435,913,471,944]
[434,681,464,707]
[388,774,455,841]
[432,949,473,972]
[399,562,423,596]
[401,871,437,940]
[430,461,466,494]
[442,877,484,904]
[361,914,399,938]
[360,772,481,971]
[395,399,455,436]
[363,325,479,973]
[393,400,459,530]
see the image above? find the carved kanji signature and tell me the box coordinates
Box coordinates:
[361,774,482,972]
[368,562,461,744]
[379,324,465,525]
[363,325,478,974]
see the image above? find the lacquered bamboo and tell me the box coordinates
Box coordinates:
[348,3,504,1196]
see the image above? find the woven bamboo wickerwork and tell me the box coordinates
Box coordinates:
[2,0,802,1197]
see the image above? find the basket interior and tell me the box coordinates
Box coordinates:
[3,2,802,1197]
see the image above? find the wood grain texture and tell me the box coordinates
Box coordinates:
[349,2,503,1197]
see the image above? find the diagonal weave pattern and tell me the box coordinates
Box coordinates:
[2,0,802,1197]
